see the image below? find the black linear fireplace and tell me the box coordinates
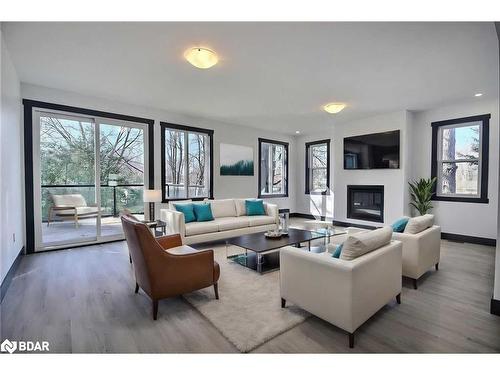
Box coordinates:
[347,185,384,222]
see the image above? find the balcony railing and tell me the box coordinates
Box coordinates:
[165,183,208,199]
[41,183,144,221]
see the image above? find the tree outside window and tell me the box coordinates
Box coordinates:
[162,123,212,201]
[259,139,288,197]
[306,140,330,194]
[438,123,480,196]
[40,115,145,220]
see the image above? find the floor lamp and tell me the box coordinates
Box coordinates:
[143,189,162,221]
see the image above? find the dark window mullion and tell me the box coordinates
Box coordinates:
[431,114,489,203]
[161,122,213,203]
[258,138,289,198]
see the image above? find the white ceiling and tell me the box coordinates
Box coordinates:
[3,22,498,134]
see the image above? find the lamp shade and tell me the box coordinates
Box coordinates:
[323,103,346,114]
[184,47,218,69]
[108,173,118,186]
[143,189,162,203]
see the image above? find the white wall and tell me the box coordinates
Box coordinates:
[412,98,499,239]
[20,83,297,227]
[294,98,499,240]
[295,110,410,226]
[1,29,24,283]
[21,82,500,241]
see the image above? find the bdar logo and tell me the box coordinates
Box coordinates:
[1,339,17,354]
[0,339,49,353]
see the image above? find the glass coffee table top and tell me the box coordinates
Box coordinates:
[226,228,343,273]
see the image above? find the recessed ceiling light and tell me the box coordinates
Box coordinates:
[295,131,300,134]
[474,93,483,97]
[184,47,218,69]
[323,102,346,114]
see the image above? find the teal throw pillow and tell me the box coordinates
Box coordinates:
[392,217,410,233]
[332,243,343,259]
[245,199,266,216]
[193,203,214,222]
[174,203,196,223]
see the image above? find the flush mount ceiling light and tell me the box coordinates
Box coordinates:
[184,47,218,69]
[323,102,346,114]
[295,131,300,134]
[474,93,483,97]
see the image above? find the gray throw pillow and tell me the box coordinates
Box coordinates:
[340,226,393,261]
[404,214,434,234]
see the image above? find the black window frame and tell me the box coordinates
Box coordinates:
[160,122,214,203]
[431,114,490,204]
[258,138,289,198]
[305,139,331,195]
[22,99,155,254]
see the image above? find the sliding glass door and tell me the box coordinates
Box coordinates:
[98,121,145,238]
[36,112,98,246]
[33,110,148,251]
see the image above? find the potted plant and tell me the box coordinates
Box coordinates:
[408,177,437,216]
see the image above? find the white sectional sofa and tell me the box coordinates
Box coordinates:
[160,198,279,245]
[280,227,402,348]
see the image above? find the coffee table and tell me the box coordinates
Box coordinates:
[226,228,329,274]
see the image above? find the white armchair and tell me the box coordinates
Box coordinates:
[392,225,441,289]
[279,240,402,348]
[48,193,101,227]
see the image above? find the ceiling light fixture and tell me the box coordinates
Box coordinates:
[184,47,218,69]
[323,102,346,114]
[474,93,483,97]
[295,131,300,134]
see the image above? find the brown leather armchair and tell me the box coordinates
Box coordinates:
[121,215,220,320]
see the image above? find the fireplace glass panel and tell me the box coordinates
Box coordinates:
[347,185,384,222]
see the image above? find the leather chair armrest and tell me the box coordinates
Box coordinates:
[156,234,183,249]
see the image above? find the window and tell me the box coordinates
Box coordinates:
[258,138,289,198]
[305,139,330,194]
[23,99,154,253]
[431,114,490,203]
[161,122,213,202]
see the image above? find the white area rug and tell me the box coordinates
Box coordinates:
[183,245,310,352]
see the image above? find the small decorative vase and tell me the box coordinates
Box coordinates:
[279,211,289,235]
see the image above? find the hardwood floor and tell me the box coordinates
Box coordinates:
[1,220,499,353]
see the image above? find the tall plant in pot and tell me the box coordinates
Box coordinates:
[408,177,437,216]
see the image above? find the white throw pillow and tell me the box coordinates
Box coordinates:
[168,199,192,210]
[208,199,237,218]
[404,214,434,234]
[340,226,393,261]
[235,198,253,216]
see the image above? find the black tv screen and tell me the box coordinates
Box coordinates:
[344,130,400,169]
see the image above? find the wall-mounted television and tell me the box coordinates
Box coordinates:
[344,130,400,169]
